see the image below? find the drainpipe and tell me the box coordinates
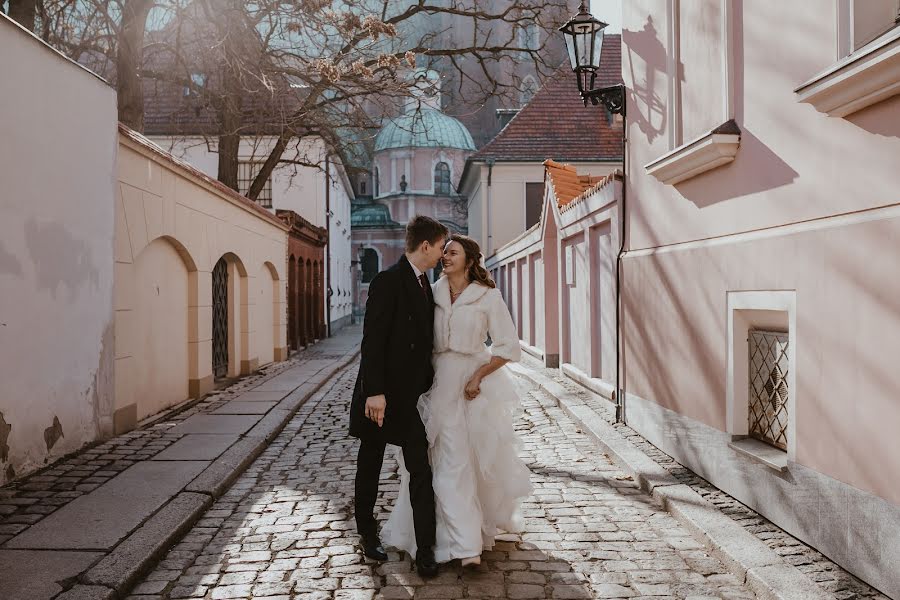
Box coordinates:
[325,156,332,338]
[614,110,628,424]
[485,158,495,255]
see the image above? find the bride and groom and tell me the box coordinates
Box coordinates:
[348,215,532,576]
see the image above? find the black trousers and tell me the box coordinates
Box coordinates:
[354,437,436,551]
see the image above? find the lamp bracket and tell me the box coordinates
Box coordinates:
[582,83,626,115]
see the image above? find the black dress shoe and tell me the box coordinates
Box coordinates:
[415,547,439,578]
[359,536,388,561]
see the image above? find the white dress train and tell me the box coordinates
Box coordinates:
[382,279,533,563]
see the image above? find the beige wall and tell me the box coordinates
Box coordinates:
[115,133,289,430]
[149,136,355,333]
[0,16,117,484]
[465,161,621,255]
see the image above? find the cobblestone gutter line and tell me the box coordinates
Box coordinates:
[511,356,889,600]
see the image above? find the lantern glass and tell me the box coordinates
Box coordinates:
[559,8,607,72]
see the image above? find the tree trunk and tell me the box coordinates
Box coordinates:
[7,0,37,32]
[247,134,289,201]
[217,84,242,191]
[116,0,154,131]
[215,0,244,192]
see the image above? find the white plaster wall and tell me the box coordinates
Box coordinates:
[148,136,328,228]
[327,161,354,331]
[0,15,117,483]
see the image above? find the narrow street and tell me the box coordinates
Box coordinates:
[124,359,757,600]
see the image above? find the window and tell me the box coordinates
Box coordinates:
[525,182,544,229]
[374,168,380,197]
[850,0,900,51]
[520,76,538,106]
[360,249,379,284]
[518,22,540,50]
[183,72,206,97]
[434,162,451,195]
[238,162,273,208]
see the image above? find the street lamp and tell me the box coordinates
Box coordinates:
[559,1,625,115]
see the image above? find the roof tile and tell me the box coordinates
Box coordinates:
[470,35,623,163]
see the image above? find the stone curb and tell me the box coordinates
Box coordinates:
[82,492,211,593]
[55,585,116,600]
[76,348,360,599]
[509,363,833,600]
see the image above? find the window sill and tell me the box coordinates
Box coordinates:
[645,120,741,186]
[728,437,788,472]
[795,26,900,117]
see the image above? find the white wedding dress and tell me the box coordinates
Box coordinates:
[382,278,533,562]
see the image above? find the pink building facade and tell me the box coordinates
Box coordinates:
[490,2,900,595]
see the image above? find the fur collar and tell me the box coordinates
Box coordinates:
[433,276,491,309]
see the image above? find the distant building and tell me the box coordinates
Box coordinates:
[464,36,624,257]
[351,71,474,313]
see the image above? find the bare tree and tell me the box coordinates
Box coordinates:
[39,0,571,197]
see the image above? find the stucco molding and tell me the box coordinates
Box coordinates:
[795,26,900,117]
[645,120,741,186]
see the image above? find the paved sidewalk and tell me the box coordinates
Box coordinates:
[512,355,888,600]
[0,327,361,600]
[121,358,759,600]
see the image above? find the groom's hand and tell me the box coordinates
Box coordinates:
[365,394,387,427]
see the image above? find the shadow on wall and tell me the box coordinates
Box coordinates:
[845,94,900,139]
[674,128,799,208]
[623,15,679,145]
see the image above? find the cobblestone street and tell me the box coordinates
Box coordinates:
[124,359,758,600]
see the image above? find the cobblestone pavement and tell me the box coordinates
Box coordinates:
[519,355,889,600]
[0,343,339,547]
[124,359,759,600]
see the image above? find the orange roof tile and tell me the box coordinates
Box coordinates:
[544,159,606,208]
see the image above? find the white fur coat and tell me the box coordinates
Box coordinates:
[431,277,521,361]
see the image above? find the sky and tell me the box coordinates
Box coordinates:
[591,0,622,34]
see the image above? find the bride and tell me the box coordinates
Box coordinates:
[382,234,533,567]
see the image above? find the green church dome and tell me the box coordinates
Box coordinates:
[375,109,476,152]
[351,199,402,229]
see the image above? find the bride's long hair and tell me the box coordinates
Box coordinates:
[447,234,496,289]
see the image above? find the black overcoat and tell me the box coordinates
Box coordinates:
[349,255,435,445]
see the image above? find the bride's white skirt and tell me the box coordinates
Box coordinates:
[382,350,533,563]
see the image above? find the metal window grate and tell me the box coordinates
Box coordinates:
[748,330,789,450]
[212,258,229,379]
[238,162,272,208]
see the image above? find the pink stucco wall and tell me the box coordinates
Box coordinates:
[623,0,900,505]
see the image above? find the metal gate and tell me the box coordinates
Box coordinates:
[748,330,789,450]
[212,258,229,379]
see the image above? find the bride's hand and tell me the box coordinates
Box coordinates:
[464,375,481,401]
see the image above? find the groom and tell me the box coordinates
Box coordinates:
[349,215,449,577]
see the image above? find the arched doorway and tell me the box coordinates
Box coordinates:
[133,237,191,419]
[212,256,229,380]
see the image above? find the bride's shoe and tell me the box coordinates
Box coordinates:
[460,556,481,568]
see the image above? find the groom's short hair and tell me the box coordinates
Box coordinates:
[406,215,449,252]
